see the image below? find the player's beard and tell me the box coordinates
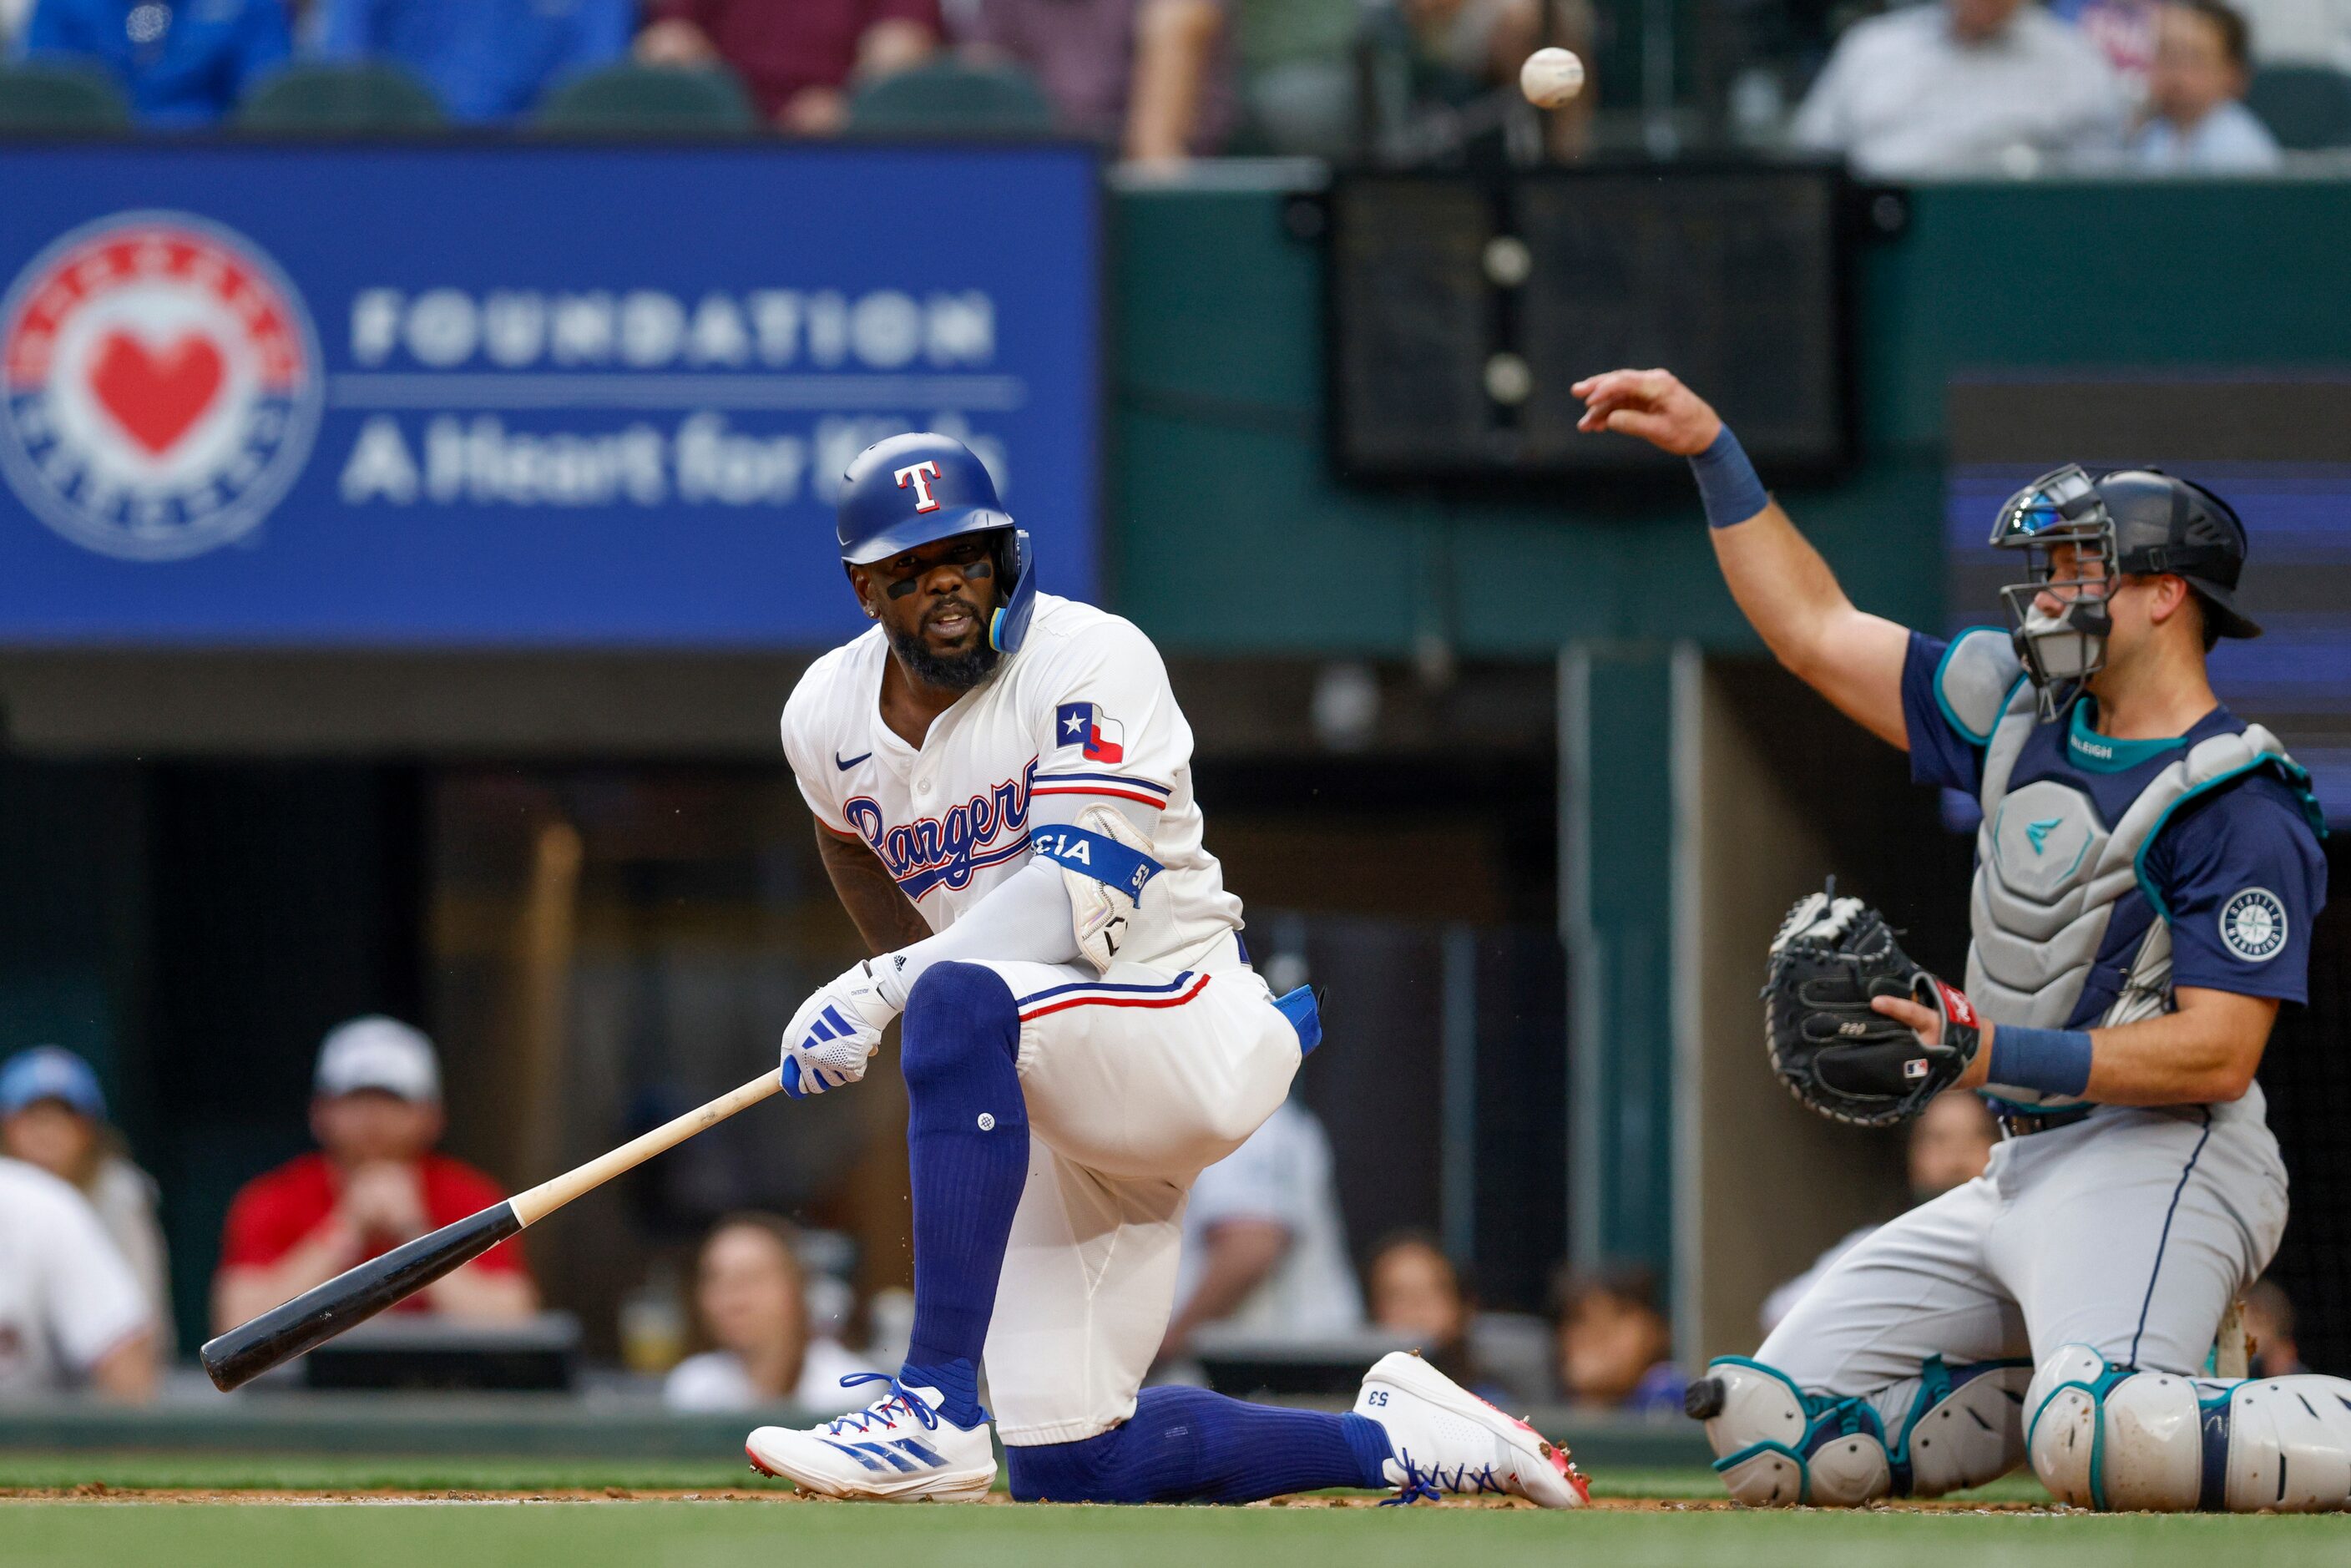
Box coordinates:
[888,617,1000,692]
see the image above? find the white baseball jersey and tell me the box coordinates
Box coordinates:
[0,1157,151,1396]
[781,592,1306,1447]
[781,593,1244,969]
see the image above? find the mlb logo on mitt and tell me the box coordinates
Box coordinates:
[1903,1057,1930,1080]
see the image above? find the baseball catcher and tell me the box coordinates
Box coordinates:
[1579,367,2342,1514]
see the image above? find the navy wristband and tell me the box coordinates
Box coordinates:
[1987,1024,2094,1098]
[1689,426,1769,529]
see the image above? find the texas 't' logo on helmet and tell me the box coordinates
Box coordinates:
[0,212,322,562]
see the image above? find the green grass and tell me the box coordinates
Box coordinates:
[5,1495,2350,1568]
[3,1454,2344,1568]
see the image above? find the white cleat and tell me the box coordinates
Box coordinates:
[1354,1351,1591,1507]
[746,1376,996,1502]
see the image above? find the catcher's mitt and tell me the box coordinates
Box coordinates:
[1763,885,1982,1127]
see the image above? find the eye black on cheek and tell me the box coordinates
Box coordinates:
[887,578,918,599]
[966,561,993,580]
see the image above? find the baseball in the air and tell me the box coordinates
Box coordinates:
[1519,48,1585,109]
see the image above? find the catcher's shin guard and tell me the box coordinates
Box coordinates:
[1693,1356,2029,1507]
[2026,1344,2351,1512]
[2221,1375,2351,1511]
[1898,1358,2032,1497]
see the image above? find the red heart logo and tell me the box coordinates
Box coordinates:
[89,331,225,457]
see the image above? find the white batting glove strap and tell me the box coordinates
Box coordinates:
[779,959,904,1099]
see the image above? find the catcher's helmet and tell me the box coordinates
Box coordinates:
[2094,469,2258,639]
[837,432,1035,655]
[1990,464,2257,712]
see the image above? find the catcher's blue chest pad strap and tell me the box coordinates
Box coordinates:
[1029,824,1161,899]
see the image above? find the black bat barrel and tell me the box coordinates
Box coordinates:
[199,1201,523,1391]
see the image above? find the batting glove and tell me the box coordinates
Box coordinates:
[779,957,908,1099]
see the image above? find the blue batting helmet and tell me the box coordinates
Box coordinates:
[837,432,1035,655]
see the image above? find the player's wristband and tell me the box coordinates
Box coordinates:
[1690,426,1769,530]
[1986,1024,2094,1098]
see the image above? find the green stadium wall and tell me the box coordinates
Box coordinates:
[1110,178,2351,650]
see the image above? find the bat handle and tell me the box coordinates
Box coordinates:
[197,1201,523,1391]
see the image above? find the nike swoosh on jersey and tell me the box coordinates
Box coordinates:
[836,751,873,771]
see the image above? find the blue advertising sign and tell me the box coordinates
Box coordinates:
[0,144,1100,645]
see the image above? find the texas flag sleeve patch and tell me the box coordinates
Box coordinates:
[1054,701,1125,764]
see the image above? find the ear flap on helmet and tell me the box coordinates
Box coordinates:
[988,529,1035,655]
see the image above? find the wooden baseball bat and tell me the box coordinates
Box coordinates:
[200,1070,782,1392]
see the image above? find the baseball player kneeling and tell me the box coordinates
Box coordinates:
[741,434,1588,1508]
[1578,368,2342,1514]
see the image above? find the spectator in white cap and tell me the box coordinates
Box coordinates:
[212,1017,537,1332]
[1,1045,174,1361]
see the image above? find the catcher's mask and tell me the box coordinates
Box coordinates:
[1990,464,2259,719]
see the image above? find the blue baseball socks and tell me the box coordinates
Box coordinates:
[894,962,1029,1429]
[1008,1386,1394,1504]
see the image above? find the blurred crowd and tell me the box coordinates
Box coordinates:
[0,1019,549,1402]
[6,1,2339,170]
[0,0,1572,159]
[0,1024,2323,1407]
[1789,0,2318,175]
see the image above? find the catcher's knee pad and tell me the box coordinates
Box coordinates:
[1694,1356,2030,1507]
[1691,1358,1889,1506]
[2026,1345,2351,1512]
[2027,1345,2199,1510]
